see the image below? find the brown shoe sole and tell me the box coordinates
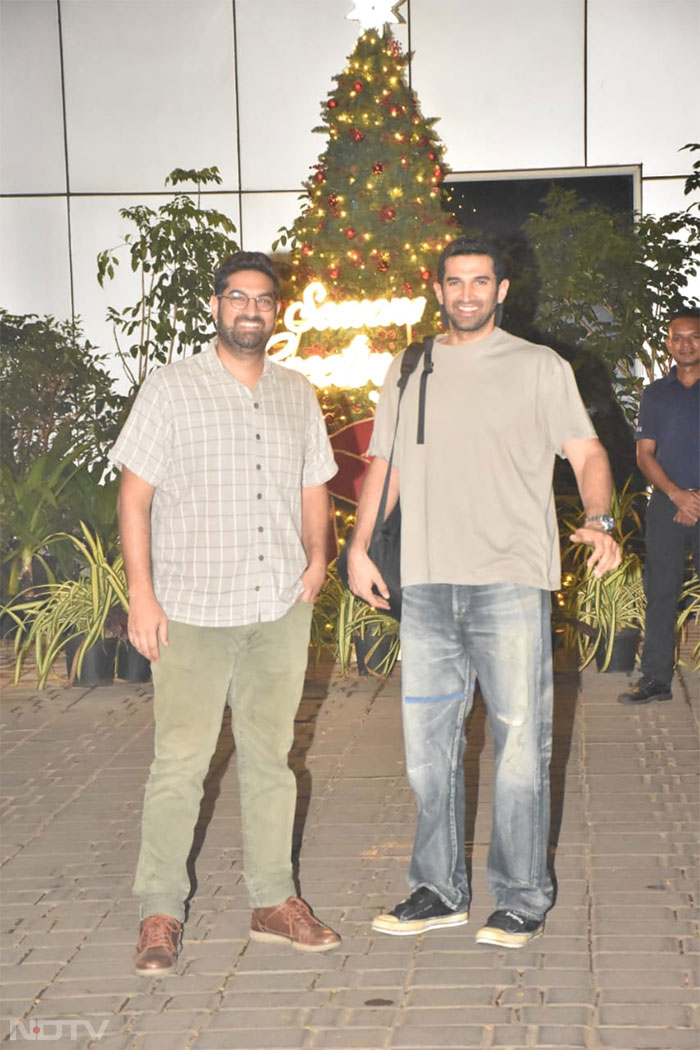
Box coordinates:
[249,928,341,952]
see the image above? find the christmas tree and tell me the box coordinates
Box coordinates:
[276,18,457,429]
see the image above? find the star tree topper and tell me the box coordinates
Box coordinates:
[346,0,406,32]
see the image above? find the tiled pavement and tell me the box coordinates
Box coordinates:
[0,648,698,1050]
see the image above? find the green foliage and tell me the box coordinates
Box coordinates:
[310,563,400,676]
[279,27,456,380]
[4,523,129,689]
[555,480,648,670]
[525,185,700,419]
[0,311,121,478]
[97,167,240,390]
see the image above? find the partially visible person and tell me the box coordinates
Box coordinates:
[619,308,700,705]
[110,251,340,974]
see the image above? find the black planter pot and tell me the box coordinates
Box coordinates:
[64,636,118,686]
[353,627,396,676]
[116,640,151,682]
[595,627,641,673]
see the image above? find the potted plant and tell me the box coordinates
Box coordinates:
[555,478,647,672]
[572,553,646,672]
[4,523,129,688]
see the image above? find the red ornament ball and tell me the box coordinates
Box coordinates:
[328,98,338,109]
[420,269,431,280]
[373,162,383,174]
[345,227,356,239]
[301,243,312,255]
[378,259,389,272]
[350,128,365,142]
[402,282,412,294]
[314,170,325,183]
[353,80,364,92]
[380,205,396,223]
[328,193,338,206]
[329,267,339,279]
[428,152,437,161]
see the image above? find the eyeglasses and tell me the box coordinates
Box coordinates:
[217,290,277,312]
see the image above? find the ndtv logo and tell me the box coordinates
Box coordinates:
[9,1019,109,1040]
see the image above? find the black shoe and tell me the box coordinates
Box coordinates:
[371,886,469,936]
[618,676,672,705]
[475,909,544,948]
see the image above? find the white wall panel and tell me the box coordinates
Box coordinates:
[0,198,71,318]
[410,0,585,174]
[587,0,700,176]
[641,177,696,218]
[239,191,303,253]
[61,0,239,193]
[69,193,241,388]
[0,0,66,193]
[236,0,408,190]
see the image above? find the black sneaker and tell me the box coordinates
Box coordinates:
[475,909,544,948]
[371,886,469,936]
[618,676,672,705]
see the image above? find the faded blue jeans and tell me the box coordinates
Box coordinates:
[400,583,554,921]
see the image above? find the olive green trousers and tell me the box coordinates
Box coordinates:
[133,602,313,921]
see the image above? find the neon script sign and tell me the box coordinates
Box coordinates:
[266,281,427,389]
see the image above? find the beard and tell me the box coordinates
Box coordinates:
[217,314,269,355]
[444,298,499,334]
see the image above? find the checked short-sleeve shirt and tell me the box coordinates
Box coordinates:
[109,342,337,627]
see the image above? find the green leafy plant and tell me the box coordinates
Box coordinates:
[524,174,700,419]
[336,588,400,677]
[554,479,648,670]
[4,523,129,688]
[572,553,646,671]
[97,166,240,391]
[0,311,121,479]
[0,438,86,597]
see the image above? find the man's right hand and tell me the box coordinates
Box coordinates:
[128,593,169,662]
[670,488,700,526]
[347,545,391,611]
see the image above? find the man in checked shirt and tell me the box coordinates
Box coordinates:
[110,252,341,974]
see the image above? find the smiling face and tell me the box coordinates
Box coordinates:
[666,315,700,369]
[433,254,509,343]
[210,269,279,357]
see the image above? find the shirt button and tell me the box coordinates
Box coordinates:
[258,526,264,533]
[259,555,264,561]
[255,433,261,440]
[254,585,260,592]
[256,463,262,470]
[257,493,262,499]
[253,402,260,409]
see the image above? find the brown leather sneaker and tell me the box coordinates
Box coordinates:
[133,914,182,975]
[250,896,341,953]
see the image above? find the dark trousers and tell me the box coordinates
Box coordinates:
[640,491,700,685]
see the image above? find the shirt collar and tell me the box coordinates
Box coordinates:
[201,338,273,383]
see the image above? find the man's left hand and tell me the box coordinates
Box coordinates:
[569,526,622,578]
[298,559,327,603]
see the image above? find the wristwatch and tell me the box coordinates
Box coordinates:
[584,514,615,534]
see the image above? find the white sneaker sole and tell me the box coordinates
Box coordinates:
[249,929,341,952]
[371,911,469,936]
[475,924,544,948]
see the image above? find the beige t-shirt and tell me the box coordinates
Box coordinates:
[368,327,597,591]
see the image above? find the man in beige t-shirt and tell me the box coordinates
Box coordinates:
[348,236,620,949]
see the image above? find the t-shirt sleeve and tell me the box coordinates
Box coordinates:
[301,378,338,488]
[367,354,402,460]
[541,354,597,457]
[635,386,656,442]
[108,371,172,486]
